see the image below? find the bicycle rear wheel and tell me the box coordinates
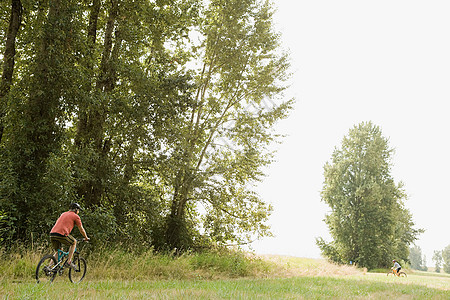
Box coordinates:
[69,255,87,283]
[399,271,407,277]
[36,254,57,283]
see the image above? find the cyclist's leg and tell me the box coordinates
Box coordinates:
[66,235,77,264]
[49,237,62,266]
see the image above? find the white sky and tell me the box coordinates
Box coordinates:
[249,0,450,267]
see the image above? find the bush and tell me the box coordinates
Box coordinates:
[0,210,17,247]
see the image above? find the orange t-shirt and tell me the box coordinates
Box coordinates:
[50,211,82,236]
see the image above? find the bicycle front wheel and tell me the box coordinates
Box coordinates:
[36,254,57,283]
[69,256,87,283]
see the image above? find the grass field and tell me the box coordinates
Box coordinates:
[2,271,449,299]
[1,250,449,299]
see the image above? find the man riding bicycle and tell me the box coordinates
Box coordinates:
[392,259,402,276]
[49,203,90,269]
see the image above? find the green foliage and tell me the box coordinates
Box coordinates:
[0,210,16,245]
[0,0,290,253]
[443,245,450,274]
[315,238,342,264]
[317,122,422,269]
[409,245,428,271]
[79,207,118,249]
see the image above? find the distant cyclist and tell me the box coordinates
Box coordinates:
[49,203,90,269]
[392,259,401,276]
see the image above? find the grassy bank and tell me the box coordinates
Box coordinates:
[0,246,279,281]
[1,247,449,299]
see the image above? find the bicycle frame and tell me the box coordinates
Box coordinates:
[57,249,68,263]
[52,244,79,270]
[387,268,407,277]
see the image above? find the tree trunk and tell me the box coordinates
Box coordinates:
[75,0,101,147]
[165,168,193,250]
[0,0,22,143]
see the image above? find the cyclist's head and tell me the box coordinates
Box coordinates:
[70,202,82,211]
[392,259,396,262]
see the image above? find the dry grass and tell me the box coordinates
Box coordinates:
[254,254,364,277]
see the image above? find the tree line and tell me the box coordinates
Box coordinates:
[409,244,450,274]
[431,245,450,273]
[0,0,292,252]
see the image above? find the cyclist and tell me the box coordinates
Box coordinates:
[49,203,90,269]
[392,259,402,276]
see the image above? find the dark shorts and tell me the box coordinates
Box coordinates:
[50,233,76,250]
[396,267,401,272]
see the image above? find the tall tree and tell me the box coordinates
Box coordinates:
[2,0,87,240]
[159,0,292,250]
[317,122,422,269]
[443,245,450,274]
[432,250,442,273]
[409,245,427,271]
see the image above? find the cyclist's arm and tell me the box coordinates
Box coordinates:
[77,224,90,241]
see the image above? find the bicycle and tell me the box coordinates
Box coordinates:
[35,239,87,283]
[387,268,407,277]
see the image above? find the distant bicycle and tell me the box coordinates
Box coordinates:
[35,239,87,283]
[386,269,407,277]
